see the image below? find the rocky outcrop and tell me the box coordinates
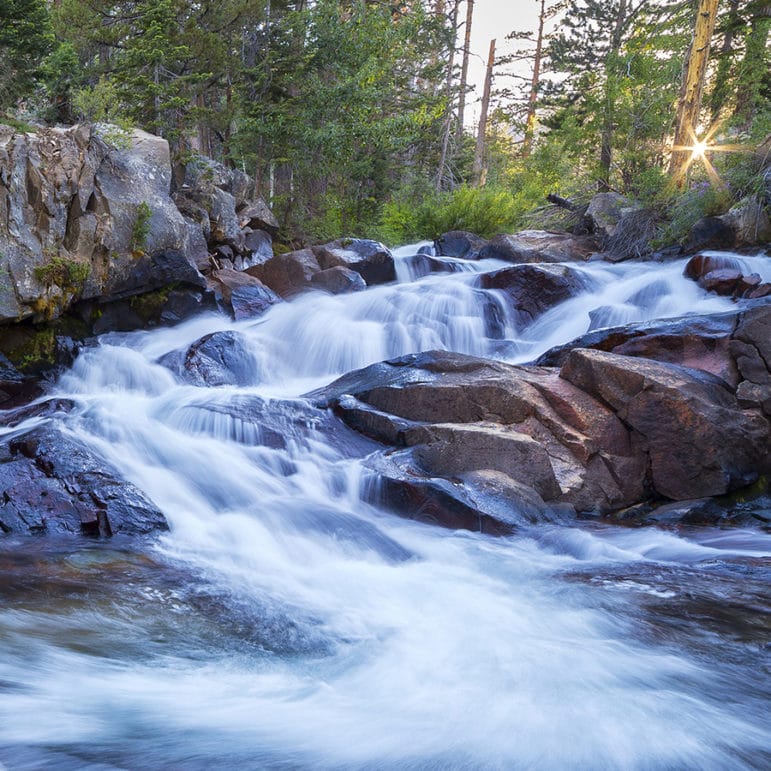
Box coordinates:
[312,239,395,285]
[479,263,589,324]
[683,252,771,299]
[0,413,167,537]
[478,231,599,263]
[0,123,209,324]
[309,343,770,533]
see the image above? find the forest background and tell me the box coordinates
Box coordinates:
[1,0,769,248]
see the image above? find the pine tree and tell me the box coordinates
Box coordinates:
[0,0,53,111]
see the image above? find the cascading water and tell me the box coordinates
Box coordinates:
[1,249,769,769]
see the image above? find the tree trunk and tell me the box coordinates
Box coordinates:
[669,0,720,183]
[456,0,474,143]
[598,0,627,192]
[436,0,461,191]
[522,0,547,157]
[472,38,495,186]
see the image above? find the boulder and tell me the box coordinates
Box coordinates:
[434,231,488,259]
[585,192,638,239]
[683,252,743,281]
[479,263,588,324]
[238,197,279,234]
[560,349,770,500]
[208,188,244,253]
[310,266,367,294]
[209,268,280,320]
[313,239,395,285]
[0,425,167,537]
[478,230,599,263]
[684,216,736,253]
[245,248,321,297]
[535,310,740,387]
[719,197,771,246]
[242,228,274,264]
[0,124,208,323]
[162,330,262,387]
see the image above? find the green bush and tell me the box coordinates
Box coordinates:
[33,256,90,288]
[130,201,152,254]
[378,185,520,245]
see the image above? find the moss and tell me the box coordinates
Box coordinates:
[0,315,91,374]
[129,285,176,324]
[33,257,91,289]
[130,201,153,256]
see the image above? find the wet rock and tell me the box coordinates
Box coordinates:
[535,311,741,387]
[209,269,280,320]
[310,266,367,295]
[0,352,41,407]
[683,252,743,281]
[165,330,262,387]
[0,426,167,537]
[479,263,589,324]
[313,239,395,285]
[434,231,488,259]
[242,228,273,265]
[478,231,599,263]
[245,248,321,298]
[560,349,770,500]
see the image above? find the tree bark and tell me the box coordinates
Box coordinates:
[669,0,720,183]
[436,0,461,191]
[472,38,495,186]
[522,0,547,157]
[456,0,474,143]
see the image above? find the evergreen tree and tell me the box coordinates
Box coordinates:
[0,0,53,111]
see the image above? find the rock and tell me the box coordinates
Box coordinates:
[478,230,599,263]
[245,248,321,297]
[719,196,771,246]
[311,266,367,294]
[683,252,743,280]
[434,231,488,259]
[0,352,41,407]
[208,188,244,253]
[312,350,647,514]
[684,216,736,253]
[163,330,262,387]
[313,239,395,285]
[238,197,279,234]
[698,268,744,295]
[560,349,770,500]
[0,425,167,536]
[242,228,273,265]
[730,304,771,416]
[209,268,280,320]
[585,192,637,238]
[479,263,588,324]
[535,311,740,387]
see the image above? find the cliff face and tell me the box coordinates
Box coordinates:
[0,124,211,323]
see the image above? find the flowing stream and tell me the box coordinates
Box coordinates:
[1,248,770,769]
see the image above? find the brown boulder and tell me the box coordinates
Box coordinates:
[560,349,770,500]
[478,231,598,263]
[479,263,588,324]
[313,239,395,285]
[245,248,321,297]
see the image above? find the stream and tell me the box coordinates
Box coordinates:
[0,247,769,769]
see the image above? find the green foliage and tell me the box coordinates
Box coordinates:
[72,78,124,125]
[0,0,54,110]
[379,186,519,244]
[33,256,90,288]
[131,202,153,254]
[659,182,733,245]
[40,41,82,123]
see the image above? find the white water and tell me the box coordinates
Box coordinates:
[1,249,770,769]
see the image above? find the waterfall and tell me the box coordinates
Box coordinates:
[1,248,769,769]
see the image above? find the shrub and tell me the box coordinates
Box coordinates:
[130,201,152,254]
[33,256,90,288]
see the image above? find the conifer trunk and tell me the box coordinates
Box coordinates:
[456,0,475,143]
[522,0,546,157]
[472,38,495,186]
[669,0,720,183]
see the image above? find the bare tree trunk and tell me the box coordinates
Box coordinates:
[522,0,547,157]
[436,0,460,191]
[472,38,496,186]
[669,0,720,183]
[455,0,474,143]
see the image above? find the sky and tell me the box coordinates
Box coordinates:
[466,0,546,123]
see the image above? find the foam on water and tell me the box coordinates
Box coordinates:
[1,249,769,768]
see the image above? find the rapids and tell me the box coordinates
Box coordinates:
[0,247,769,769]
